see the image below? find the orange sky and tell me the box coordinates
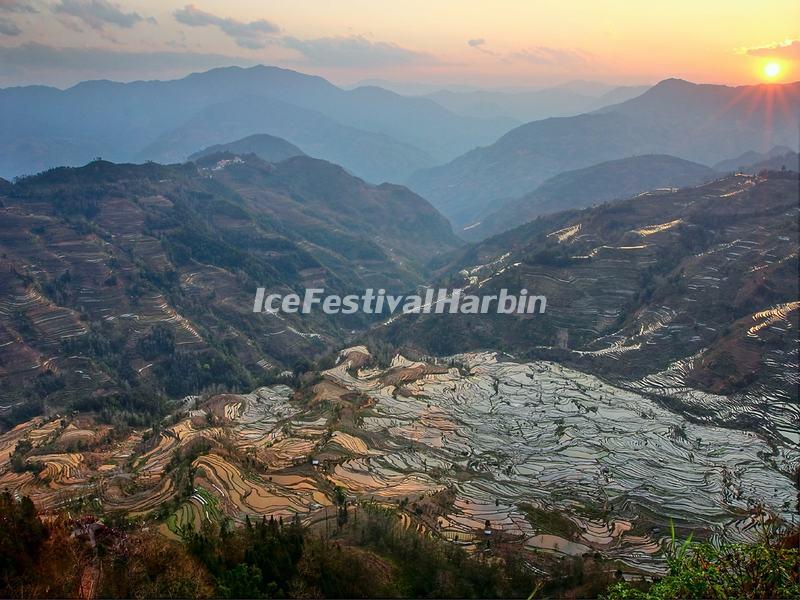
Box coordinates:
[0,0,798,87]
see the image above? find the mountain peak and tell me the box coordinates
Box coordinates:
[652,77,696,87]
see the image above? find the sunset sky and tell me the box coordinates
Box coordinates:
[0,0,798,88]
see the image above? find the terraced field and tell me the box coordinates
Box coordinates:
[0,346,795,575]
[163,487,224,537]
[313,350,794,570]
[0,156,462,413]
[386,172,799,418]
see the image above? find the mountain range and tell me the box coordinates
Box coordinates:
[0,65,513,183]
[408,79,800,229]
[0,64,798,597]
[713,146,799,173]
[423,83,649,122]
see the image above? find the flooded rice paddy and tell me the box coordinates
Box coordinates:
[0,348,796,572]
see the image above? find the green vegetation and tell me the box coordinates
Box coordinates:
[1,491,798,599]
[183,502,539,598]
[605,523,800,600]
[519,502,581,540]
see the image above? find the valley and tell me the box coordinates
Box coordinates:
[0,44,798,597]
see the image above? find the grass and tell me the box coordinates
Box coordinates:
[603,520,799,599]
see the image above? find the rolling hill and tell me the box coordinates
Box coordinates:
[745,151,800,173]
[713,146,794,172]
[714,147,799,174]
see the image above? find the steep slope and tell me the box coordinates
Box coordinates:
[189,133,305,163]
[464,155,718,240]
[408,79,800,228]
[382,171,799,438]
[0,156,459,423]
[0,65,511,181]
[140,95,434,184]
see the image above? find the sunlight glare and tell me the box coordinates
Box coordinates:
[763,61,781,79]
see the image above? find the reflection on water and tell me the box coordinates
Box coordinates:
[337,352,798,570]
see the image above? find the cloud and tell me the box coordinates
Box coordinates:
[510,46,589,65]
[0,42,258,86]
[741,39,800,60]
[466,39,588,65]
[282,35,436,67]
[0,16,21,34]
[0,0,37,13]
[173,4,279,49]
[53,0,145,30]
[467,37,498,56]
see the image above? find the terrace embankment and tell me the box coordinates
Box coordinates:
[0,346,796,574]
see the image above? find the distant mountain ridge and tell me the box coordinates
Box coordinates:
[424,83,650,122]
[408,78,800,228]
[746,151,799,173]
[463,154,719,240]
[713,146,797,172]
[139,94,433,184]
[0,65,512,183]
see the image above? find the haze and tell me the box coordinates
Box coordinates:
[1,0,798,88]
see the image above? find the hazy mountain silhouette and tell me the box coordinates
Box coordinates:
[425,83,649,122]
[189,134,305,163]
[0,65,511,182]
[713,146,795,172]
[463,154,718,240]
[140,95,433,183]
[408,79,800,228]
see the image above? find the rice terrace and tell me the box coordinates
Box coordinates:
[0,1,799,597]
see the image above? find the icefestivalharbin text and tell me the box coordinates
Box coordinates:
[253,288,546,315]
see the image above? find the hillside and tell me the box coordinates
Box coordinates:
[408,79,800,228]
[381,171,799,443]
[189,133,305,163]
[0,65,512,182]
[0,155,459,424]
[464,154,718,240]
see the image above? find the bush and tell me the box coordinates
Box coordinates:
[604,522,800,599]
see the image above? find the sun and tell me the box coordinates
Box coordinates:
[763,61,781,79]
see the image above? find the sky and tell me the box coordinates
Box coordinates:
[0,0,798,89]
